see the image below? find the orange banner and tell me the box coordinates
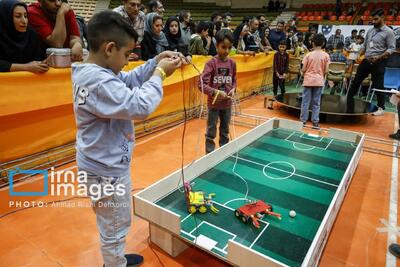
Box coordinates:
[0,54,274,162]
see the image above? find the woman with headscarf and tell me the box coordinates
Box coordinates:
[141,12,169,61]
[207,21,218,56]
[0,0,48,73]
[163,16,191,63]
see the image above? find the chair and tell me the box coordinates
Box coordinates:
[387,15,395,21]
[339,16,346,21]
[367,68,400,102]
[330,16,337,21]
[325,62,346,94]
[308,16,315,21]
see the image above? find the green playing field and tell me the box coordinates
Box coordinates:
[155,128,356,266]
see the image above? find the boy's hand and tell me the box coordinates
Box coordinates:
[213,91,231,103]
[156,51,188,64]
[157,57,182,77]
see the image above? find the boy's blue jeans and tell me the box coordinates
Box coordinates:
[206,108,231,154]
[80,169,132,267]
[300,86,323,123]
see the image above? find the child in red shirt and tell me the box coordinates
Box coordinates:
[200,29,237,153]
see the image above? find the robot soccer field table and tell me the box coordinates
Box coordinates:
[133,118,364,267]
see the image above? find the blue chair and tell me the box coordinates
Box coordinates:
[367,67,400,102]
[384,67,400,89]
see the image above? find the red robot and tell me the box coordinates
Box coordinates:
[235,200,281,228]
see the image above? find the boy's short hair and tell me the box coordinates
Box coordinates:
[196,21,209,34]
[336,41,344,50]
[356,35,364,42]
[351,29,357,34]
[279,40,287,46]
[396,38,400,49]
[215,29,234,44]
[87,10,138,52]
[312,33,325,47]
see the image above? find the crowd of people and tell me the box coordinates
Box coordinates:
[0,0,303,73]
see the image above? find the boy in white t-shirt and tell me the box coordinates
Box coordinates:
[348,35,364,62]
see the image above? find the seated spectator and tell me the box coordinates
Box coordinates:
[0,0,48,73]
[257,14,268,30]
[293,37,308,59]
[345,29,358,50]
[261,27,273,52]
[28,0,83,61]
[178,10,193,44]
[211,11,223,24]
[141,13,168,60]
[286,27,297,50]
[327,29,344,49]
[190,21,211,55]
[233,16,251,48]
[207,22,219,56]
[113,0,145,59]
[243,17,264,52]
[113,0,145,45]
[222,12,233,31]
[359,29,366,39]
[268,20,286,51]
[148,0,164,17]
[164,17,191,63]
[330,41,347,63]
[257,14,268,40]
[348,35,364,63]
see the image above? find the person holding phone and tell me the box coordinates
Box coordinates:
[0,0,48,73]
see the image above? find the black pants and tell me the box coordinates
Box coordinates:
[205,108,231,154]
[273,74,286,96]
[347,58,386,111]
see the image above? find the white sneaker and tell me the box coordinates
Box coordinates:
[372,108,385,116]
